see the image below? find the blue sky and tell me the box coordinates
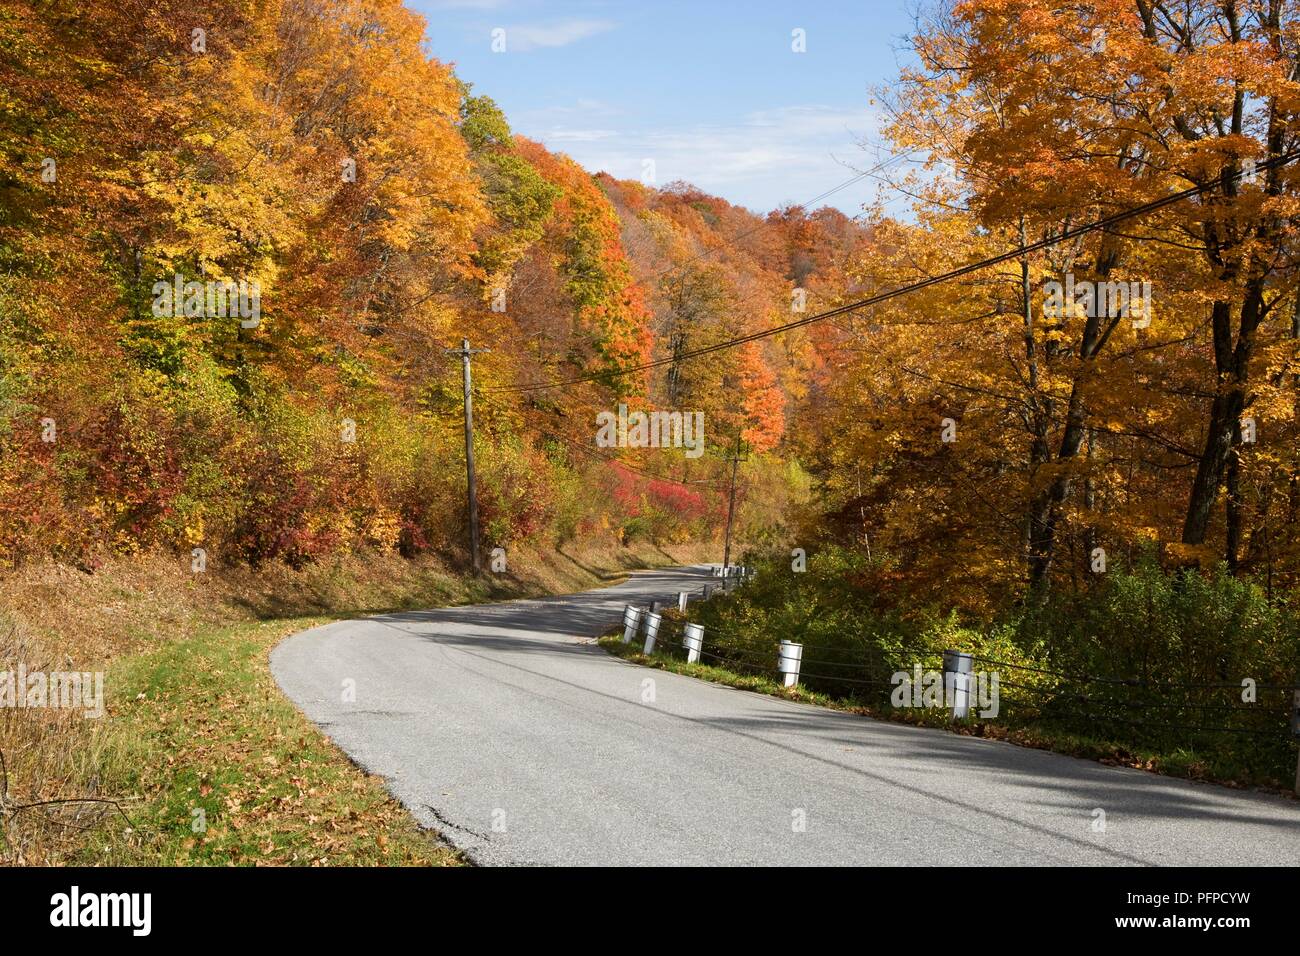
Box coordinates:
[409,0,921,216]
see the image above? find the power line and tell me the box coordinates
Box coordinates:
[638,148,918,290]
[487,150,921,389]
[476,149,920,391]
[491,150,1300,394]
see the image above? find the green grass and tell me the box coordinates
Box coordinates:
[600,633,872,710]
[82,617,464,866]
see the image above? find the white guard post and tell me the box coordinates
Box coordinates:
[683,623,704,664]
[777,640,803,688]
[642,611,662,654]
[622,605,641,643]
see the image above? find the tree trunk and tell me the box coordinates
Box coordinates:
[1020,219,1054,585]
[1082,428,1097,568]
[1181,282,1265,546]
[1027,373,1091,591]
[1224,445,1243,571]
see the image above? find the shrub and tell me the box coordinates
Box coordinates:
[680,548,1300,784]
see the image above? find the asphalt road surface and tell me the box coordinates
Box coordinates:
[271,565,1300,865]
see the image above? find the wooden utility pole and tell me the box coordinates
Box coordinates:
[721,433,748,573]
[446,339,489,572]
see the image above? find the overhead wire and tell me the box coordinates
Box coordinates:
[490,150,1300,394]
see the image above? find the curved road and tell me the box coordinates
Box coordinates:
[271,565,1300,865]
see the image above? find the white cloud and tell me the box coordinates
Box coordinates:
[547,128,620,143]
[517,104,899,214]
[502,19,615,52]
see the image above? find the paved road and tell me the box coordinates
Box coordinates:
[271,566,1300,865]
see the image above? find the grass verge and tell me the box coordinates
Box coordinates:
[1,540,715,864]
[83,617,464,866]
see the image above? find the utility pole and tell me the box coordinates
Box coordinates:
[445,339,489,573]
[721,433,748,574]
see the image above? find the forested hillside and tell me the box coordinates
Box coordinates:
[7,0,1300,607]
[0,0,838,574]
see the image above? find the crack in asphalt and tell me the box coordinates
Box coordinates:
[422,803,492,844]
